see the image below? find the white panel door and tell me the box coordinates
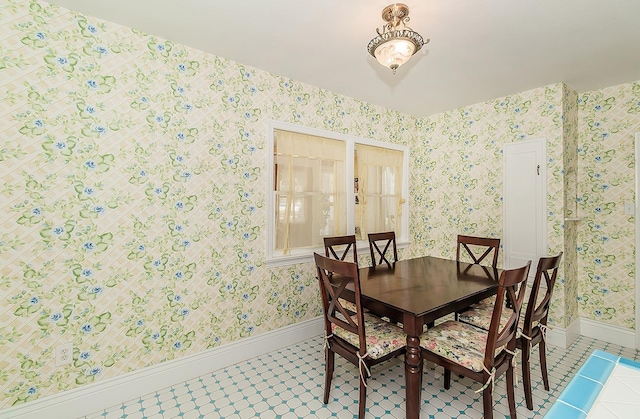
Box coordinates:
[503,139,546,275]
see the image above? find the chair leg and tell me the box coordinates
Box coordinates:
[539,339,550,391]
[521,341,533,410]
[506,363,517,419]
[444,368,451,389]
[358,374,367,419]
[482,384,494,419]
[324,348,334,404]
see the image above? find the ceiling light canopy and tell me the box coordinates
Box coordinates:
[367,3,429,74]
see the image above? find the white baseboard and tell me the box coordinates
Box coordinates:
[546,318,636,350]
[0,316,324,419]
[546,318,579,349]
[579,318,636,349]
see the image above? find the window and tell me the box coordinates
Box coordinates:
[266,121,408,266]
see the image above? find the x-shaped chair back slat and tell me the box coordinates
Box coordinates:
[457,235,500,268]
[314,252,365,348]
[324,235,358,266]
[368,231,398,268]
[486,261,531,366]
[522,252,563,335]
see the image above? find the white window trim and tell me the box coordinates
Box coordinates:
[265,120,409,267]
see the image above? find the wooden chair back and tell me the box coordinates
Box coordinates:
[324,235,358,266]
[485,260,531,368]
[521,252,563,338]
[457,235,500,268]
[314,252,365,352]
[368,231,398,268]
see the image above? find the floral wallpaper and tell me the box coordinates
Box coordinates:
[0,0,639,410]
[576,81,640,328]
[0,0,418,407]
[407,84,569,326]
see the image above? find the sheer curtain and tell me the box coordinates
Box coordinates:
[355,144,404,240]
[274,130,346,254]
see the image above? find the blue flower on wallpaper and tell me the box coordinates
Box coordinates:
[91,286,103,295]
[177,86,185,94]
[594,309,602,317]
[81,324,94,333]
[173,295,181,302]
[27,387,37,395]
[82,269,93,277]
[89,367,101,376]
[600,132,609,138]
[155,43,165,51]
[181,240,190,247]
[175,225,183,232]
[55,141,66,149]
[176,132,185,141]
[29,297,39,305]
[175,202,184,210]
[174,271,183,280]
[183,103,192,111]
[242,293,249,301]
[85,160,96,169]
[50,313,62,322]
[53,227,64,235]
[138,244,145,251]
[281,302,288,309]
[177,63,186,72]
[594,258,603,265]
[153,187,162,195]
[96,46,108,55]
[173,341,182,349]
[175,155,184,163]
[246,325,254,333]
[56,57,67,65]
[151,332,160,340]
[594,207,603,213]
[242,232,250,240]
[83,242,95,251]
[241,313,248,321]
[136,320,144,327]
[86,79,98,89]
[155,115,164,123]
[94,125,106,134]
[36,32,45,40]
[180,309,189,316]
[225,284,233,291]
[141,96,148,103]
[86,25,97,34]
[94,206,105,214]
[182,171,191,179]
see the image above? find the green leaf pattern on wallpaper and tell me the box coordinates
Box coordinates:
[2,0,640,409]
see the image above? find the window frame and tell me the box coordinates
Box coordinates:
[266,120,409,267]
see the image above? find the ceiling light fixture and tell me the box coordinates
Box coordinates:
[367,3,429,74]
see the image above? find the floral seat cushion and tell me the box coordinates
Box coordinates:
[419,320,499,372]
[458,300,540,332]
[332,313,406,359]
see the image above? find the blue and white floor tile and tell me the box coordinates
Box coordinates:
[84,335,640,419]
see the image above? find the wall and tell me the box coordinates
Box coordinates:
[0,0,418,407]
[577,81,640,329]
[409,84,569,325]
[2,0,639,411]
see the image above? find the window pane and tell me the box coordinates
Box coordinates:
[274,130,346,253]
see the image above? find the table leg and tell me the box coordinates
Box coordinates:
[405,335,423,419]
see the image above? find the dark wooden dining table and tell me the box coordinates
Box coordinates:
[354,256,500,419]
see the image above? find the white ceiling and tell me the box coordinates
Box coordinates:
[48,0,640,117]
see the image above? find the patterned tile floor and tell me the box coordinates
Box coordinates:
[85,334,640,419]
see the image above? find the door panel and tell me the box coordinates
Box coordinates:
[503,139,546,278]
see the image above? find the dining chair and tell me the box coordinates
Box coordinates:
[457,234,500,268]
[455,235,501,321]
[419,261,531,419]
[314,253,406,419]
[457,252,563,410]
[324,235,359,265]
[368,231,398,268]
